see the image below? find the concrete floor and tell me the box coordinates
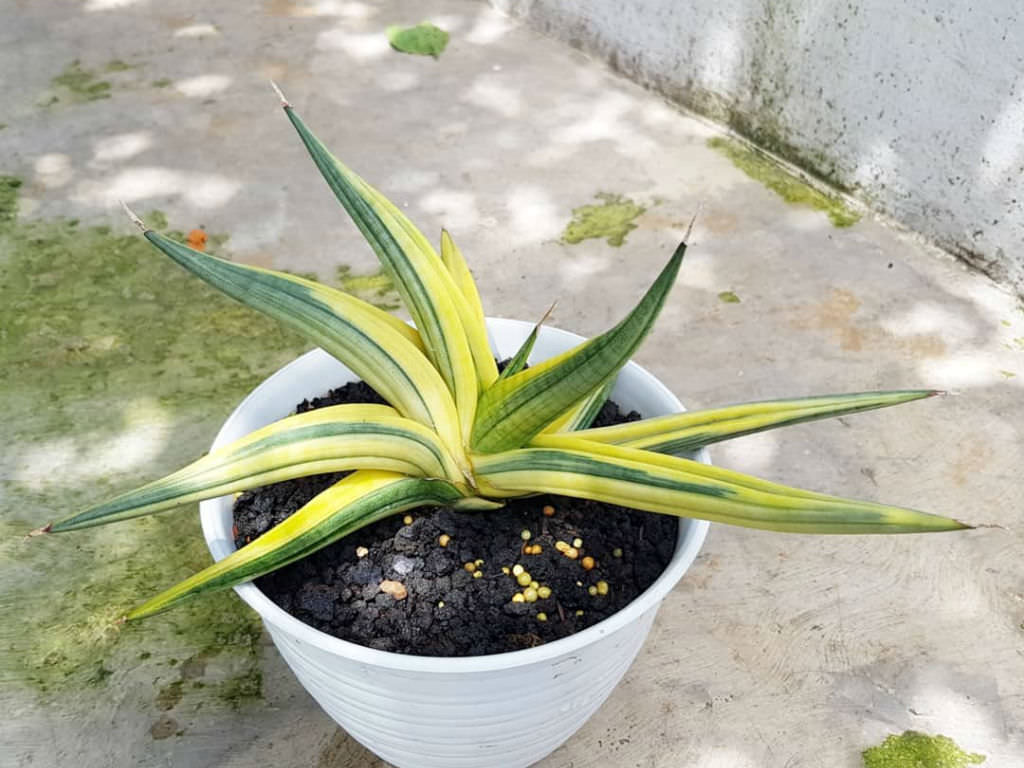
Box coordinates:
[2,1,1023,766]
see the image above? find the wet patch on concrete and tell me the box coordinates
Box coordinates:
[707,137,861,227]
[862,731,985,767]
[562,193,646,247]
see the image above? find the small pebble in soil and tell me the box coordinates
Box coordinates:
[379,580,408,600]
[232,378,678,657]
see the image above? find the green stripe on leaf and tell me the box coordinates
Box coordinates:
[49,404,464,532]
[475,441,969,534]
[575,390,942,454]
[471,241,686,453]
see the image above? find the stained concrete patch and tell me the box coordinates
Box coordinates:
[387,23,449,58]
[562,193,646,247]
[707,137,860,227]
[862,731,985,767]
[149,715,180,740]
[155,680,184,711]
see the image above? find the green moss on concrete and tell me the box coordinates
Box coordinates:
[152,78,173,89]
[387,23,449,58]
[146,209,169,231]
[51,60,112,103]
[862,731,985,767]
[718,290,741,303]
[105,59,134,72]
[216,666,263,709]
[337,265,401,310]
[707,137,860,227]
[1,176,22,225]
[562,193,646,247]
[0,178,306,699]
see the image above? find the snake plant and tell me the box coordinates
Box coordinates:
[33,87,968,620]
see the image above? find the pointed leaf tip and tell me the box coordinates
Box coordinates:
[270,80,291,108]
[120,201,148,232]
[683,207,700,243]
[539,301,556,327]
[966,521,1005,531]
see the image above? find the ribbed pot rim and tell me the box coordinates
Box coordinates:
[201,317,710,675]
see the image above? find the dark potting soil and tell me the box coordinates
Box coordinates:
[232,379,679,657]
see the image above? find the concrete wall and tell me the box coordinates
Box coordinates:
[491,0,1024,296]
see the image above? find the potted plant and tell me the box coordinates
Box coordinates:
[32,88,969,768]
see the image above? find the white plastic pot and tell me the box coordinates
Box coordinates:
[201,318,710,768]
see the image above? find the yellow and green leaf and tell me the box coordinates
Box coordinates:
[474,439,968,534]
[570,390,942,454]
[497,304,556,382]
[139,229,466,466]
[48,404,465,533]
[438,229,499,390]
[282,107,494,438]
[126,470,487,619]
[540,378,616,434]
[471,242,686,453]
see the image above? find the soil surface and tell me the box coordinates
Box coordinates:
[233,379,678,657]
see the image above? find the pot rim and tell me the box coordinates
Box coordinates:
[201,317,710,674]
